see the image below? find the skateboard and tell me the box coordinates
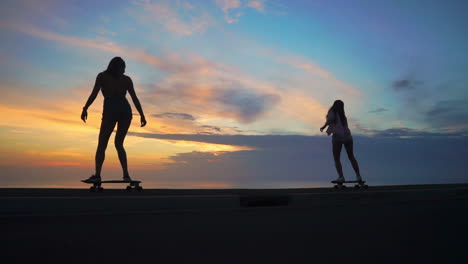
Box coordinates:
[331,180,368,190]
[82,180,143,192]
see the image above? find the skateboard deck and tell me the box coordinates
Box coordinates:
[82,179,143,192]
[331,180,365,184]
[331,180,368,190]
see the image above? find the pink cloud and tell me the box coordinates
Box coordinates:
[181,1,194,10]
[248,46,359,96]
[246,1,264,12]
[2,22,354,129]
[215,0,242,23]
[0,22,218,74]
[1,0,71,28]
[132,0,214,35]
[92,26,117,36]
[215,0,265,23]
[275,54,359,95]
[274,55,332,79]
[216,0,241,12]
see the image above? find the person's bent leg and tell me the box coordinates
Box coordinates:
[344,139,361,180]
[332,139,344,180]
[96,119,117,178]
[115,118,131,179]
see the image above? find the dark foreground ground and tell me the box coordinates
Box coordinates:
[2,184,468,263]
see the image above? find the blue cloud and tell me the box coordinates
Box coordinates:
[426,100,468,128]
[213,88,281,123]
[369,107,389,113]
[153,112,196,121]
[129,131,468,187]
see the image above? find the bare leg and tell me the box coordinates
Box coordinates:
[115,118,131,178]
[96,119,117,178]
[332,140,344,179]
[344,140,361,180]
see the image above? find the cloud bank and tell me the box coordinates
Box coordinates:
[121,131,468,187]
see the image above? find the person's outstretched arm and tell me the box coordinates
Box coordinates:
[81,74,102,123]
[127,77,147,127]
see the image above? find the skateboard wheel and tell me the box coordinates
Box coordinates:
[354,185,360,189]
[89,186,95,192]
[126,186,132,192]
[136,186,143,192]
[333,185,338,189]
[97,187,104,192]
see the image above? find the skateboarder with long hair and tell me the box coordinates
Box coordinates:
[81,57,146,183]
[320,100,362,183]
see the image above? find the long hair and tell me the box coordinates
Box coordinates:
[329,100,348,127]
[105,57,126,78]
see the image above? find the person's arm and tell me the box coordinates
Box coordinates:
[320,111,334,132]
[320,120,330,132]
[81,74,102,123]
[127,77,147,127]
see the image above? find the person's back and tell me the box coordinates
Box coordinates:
[99,71,130,98]
[326,109,351,138]
[99,71,132,119]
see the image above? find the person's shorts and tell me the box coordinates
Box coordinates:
[102,111,132,122]
[102,97,132,121]
[332,133,353,144]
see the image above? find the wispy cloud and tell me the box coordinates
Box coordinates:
[392,78,423,91]
[389,73,468,132]
[146,79,281,124]
[154,112,196,121]
[274,54,331,79]
[215,0,242,23]
[2,21,342,130]
[0,22,217,74]
[215,0,266,23]
[233,43,360,96]
[426,100,468,129]
[246,1,265,12]
[0,0,71,29]
[92,26,117,37]
[212,88,281,123]
[200,125,222,133]
[132,0,215,35]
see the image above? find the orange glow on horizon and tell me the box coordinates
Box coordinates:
[1,101,257,172]
[35,161,86,167]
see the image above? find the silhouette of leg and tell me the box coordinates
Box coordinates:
[115,118,131,178]
[332,140,344,179]
[344,140,361,180]
[95,119,117,177]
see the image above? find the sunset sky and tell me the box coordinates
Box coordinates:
[1,0,467,188]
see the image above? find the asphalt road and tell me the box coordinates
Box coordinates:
[2,184,468,263]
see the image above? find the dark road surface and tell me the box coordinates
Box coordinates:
[2,184,468,263]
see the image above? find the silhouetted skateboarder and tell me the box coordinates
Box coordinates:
[81,57,146,183]
[320,100,362,183]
